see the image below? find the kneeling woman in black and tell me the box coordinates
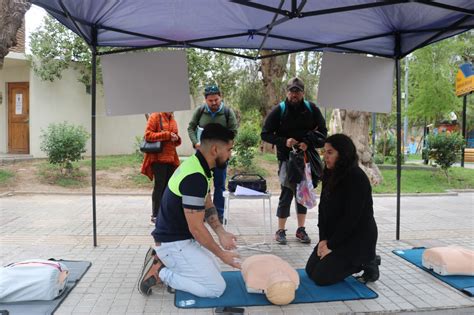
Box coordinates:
[305,134,379,286]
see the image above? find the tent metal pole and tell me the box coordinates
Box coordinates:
[395,34,402,241]
[91,27,98,247]
[461,94,467,167]
[372,113,376,156]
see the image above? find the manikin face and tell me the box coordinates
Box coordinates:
[323,143,339,169]
[205,94,222,112]
[214,140,234,169]
[286,89,304,105]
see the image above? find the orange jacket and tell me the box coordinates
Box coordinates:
[141,112,181,180]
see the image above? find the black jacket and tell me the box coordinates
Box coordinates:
[318,166,378,266]
[261,99,327,161]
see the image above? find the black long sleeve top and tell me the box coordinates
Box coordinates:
[318,166,378,266]
[261,99,327,161]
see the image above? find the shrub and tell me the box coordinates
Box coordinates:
[427,132,465,182]
[231,123,260,170]
[376,133,396,157]
[134,135,144,163]
[40,122,89,174]
[374,154,385,165]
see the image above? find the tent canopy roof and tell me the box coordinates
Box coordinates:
[31,0,473,59]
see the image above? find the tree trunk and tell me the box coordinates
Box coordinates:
[332,109,383,185]
[259,50,289,152]
[0,0,31,69]
[289,53,296,78]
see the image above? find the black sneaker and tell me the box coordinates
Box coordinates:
[295,227,311,244]
[138,256,163,296]
[275,229,287,245]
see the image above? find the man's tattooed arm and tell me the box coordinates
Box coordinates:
[205,206,221,230]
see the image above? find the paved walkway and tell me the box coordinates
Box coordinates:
[0,192,473,314]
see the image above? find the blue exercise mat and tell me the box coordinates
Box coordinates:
[0,260,92,315]
[393,248,474,297]
[175,269,377,308]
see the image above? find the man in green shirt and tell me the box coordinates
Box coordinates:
[187,85,238,222]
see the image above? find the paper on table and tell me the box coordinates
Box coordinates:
[234,185,265,196]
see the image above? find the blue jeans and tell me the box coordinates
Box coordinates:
[213,164,227,218]
[155,239,225,298]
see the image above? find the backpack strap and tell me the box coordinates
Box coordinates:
[198,104,230,126]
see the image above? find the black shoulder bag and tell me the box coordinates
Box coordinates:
[140,115,163,153]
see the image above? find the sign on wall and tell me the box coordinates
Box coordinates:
[101,50,191,116]
[317,52,394,113]
[455,63,473,97]
[15,94,23,115]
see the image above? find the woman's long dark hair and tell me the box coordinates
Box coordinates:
[322,134,359,193]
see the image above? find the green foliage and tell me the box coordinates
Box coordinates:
[407,35,471,124]
[235,69,266,115]
[28,15,96,88]
[40,122,90,174]
[297,52,323,102]
[134,136,145,163]
[0,169,14,185]
[427,132,465,179]
[376,134,396,157]
[230,123,261,170]
[374,154,385,165]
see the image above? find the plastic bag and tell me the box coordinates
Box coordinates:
[296,162,318,209]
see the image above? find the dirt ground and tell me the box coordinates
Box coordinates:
[0,157,281,194]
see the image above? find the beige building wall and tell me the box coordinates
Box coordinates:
[0,53,30,153]
[2,54,194,157]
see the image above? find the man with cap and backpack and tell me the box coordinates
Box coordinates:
[261,77,327,245]
[188,85,238,223]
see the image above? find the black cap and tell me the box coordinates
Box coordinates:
[287,77,304,92]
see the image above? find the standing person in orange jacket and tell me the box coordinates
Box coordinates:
[141,112,181,224]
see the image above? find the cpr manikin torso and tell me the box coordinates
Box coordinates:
[241,254,299,305]
[422,246,474,276]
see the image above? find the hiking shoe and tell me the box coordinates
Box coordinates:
[143,247,157,268]
[275,229,287,245]
[295,227,311,244]
[138,256,163,296]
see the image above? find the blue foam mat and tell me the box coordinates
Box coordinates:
[175,269,377,308]
[393,248,474,297]
[0,260,92,315]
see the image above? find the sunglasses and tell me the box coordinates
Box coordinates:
[204,85,220,96]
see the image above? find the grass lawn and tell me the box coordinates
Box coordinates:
[79,154,142,170]
[373,167,474,193]
[0,169,14,185]
[25,153,474,194]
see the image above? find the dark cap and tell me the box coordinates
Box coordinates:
[286,77,304,92]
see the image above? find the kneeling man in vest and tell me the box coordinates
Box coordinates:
[139,123,240,297]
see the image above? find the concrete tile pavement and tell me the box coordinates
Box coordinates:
[0,192,473,314]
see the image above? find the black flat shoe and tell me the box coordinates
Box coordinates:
[357,255,381,283]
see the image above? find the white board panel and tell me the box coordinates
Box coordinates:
[102,50,190,116]
[317,52,394,113]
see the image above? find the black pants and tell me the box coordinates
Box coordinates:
[151,163,175,218]
[305,243,361,286]
[276,185,307,218]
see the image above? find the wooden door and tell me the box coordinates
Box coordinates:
[8,82,30,154]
